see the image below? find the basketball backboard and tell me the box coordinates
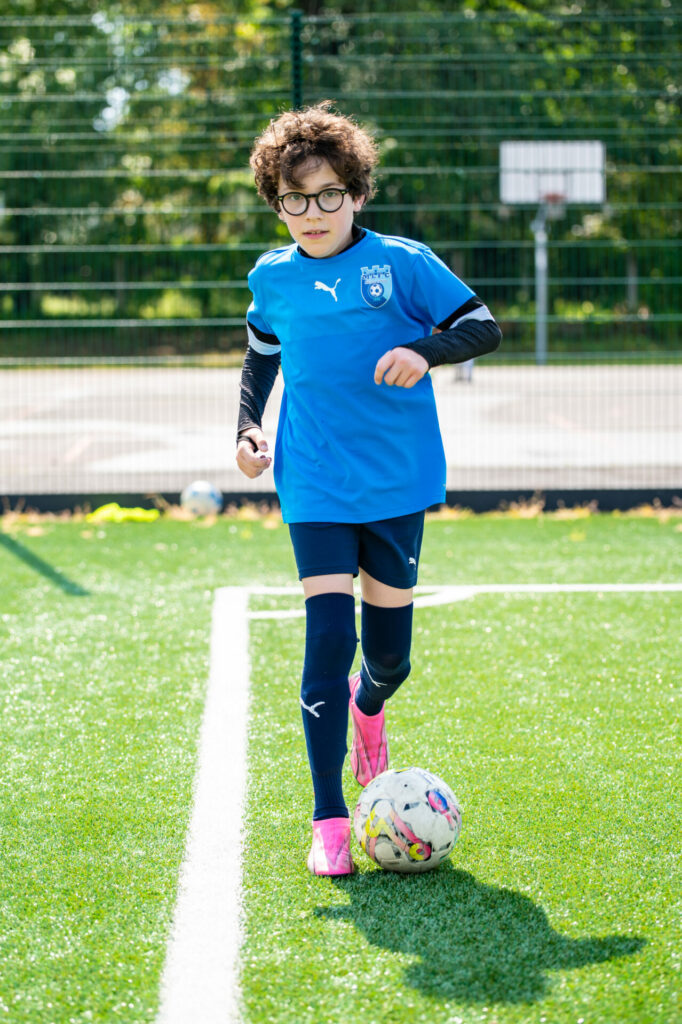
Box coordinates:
[500,141,605,204]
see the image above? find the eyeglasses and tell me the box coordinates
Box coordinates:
[277,187,349,216]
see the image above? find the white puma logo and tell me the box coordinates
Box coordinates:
[408,557,417,566]
[315,278,341,302]
[300,697,325,718]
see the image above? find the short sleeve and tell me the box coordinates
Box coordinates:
[410,247,476,329]
[246,263,281,354]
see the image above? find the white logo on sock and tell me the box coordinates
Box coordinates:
[314,278,341,302]
[300,697,325,717]
[408,557,417,566]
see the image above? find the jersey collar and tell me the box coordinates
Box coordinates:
[296,224,367,259]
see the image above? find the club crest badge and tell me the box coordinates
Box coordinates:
[361,264,392,309]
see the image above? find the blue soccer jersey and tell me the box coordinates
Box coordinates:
[246,228,475,524]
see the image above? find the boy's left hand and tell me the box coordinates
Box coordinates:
[374,347,429,388]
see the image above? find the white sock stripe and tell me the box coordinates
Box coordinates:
[362,655,389,688]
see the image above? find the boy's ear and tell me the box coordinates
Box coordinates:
[353,194,366,213]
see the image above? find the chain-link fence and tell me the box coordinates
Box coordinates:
[1,6,680,503]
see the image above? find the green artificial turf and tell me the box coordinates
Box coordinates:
[0,510,679,1024]
[243,591,681,1024]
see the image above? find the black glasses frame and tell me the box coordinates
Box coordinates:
[277,188,349,216]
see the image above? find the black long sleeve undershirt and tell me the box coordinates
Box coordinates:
[236,316,502,443]
[402,315,502,367]
[237,344,281,439]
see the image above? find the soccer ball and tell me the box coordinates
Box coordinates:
[369,282,383,298]
[354,767,462,873]
[180,480,223,516]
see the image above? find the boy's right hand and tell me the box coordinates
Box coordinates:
[236,428,272,478]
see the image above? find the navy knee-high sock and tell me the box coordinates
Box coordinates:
[356,601,413,716]
[300,593,357,820]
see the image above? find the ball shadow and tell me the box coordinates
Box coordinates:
[317,863,645,1005]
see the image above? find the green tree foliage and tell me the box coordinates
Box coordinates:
[300,1,680,352]
[0,0,679,357]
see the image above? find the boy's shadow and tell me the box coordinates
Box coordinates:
[318,863,645,1004]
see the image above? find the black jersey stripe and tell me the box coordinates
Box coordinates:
[436,296,485,331]
[246,318,281,348]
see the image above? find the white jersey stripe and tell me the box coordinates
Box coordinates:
[452,304,494,327]
[247,322,281,355]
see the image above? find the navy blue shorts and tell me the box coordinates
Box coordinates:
[288,510,426,589]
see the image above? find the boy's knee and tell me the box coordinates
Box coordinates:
[363,649,411,687]
[303,592,358,684]
[360,599,413,692]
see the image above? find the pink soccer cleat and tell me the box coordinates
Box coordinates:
[307,817,355,876]
[349,671,389,787]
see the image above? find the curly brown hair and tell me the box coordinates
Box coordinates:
[249,101,379,210]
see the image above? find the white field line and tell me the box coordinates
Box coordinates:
[156,587,249,1024]
[248,582,682,620]
[157,577,681,1022]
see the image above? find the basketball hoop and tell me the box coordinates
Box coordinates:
[541,192,566,220]
[499,140,606,364]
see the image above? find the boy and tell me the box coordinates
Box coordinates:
[236,103,501,876]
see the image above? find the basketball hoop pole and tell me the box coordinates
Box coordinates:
[500,140,606,366]
[531,202,550,365]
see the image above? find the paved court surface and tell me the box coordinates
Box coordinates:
[1,363,680,501]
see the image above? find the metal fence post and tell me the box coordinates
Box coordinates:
[531,204,549,366]
[291,9,303,110]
